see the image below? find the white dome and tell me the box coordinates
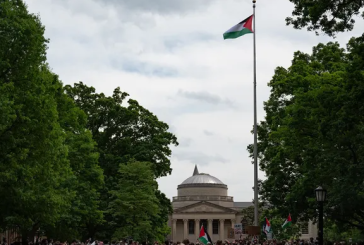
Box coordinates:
[181,173,225,185]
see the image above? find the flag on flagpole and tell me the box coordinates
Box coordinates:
[223,15,254,40]
[282,214,292,229]
[199,225,213,245]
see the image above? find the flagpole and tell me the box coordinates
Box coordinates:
[252,0,259,227]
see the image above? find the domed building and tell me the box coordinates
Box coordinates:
[168,165,318,242]
[168,165,252,242]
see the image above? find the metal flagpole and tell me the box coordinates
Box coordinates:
[252,0,259,227]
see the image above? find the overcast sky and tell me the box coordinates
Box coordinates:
[25,0,364,202]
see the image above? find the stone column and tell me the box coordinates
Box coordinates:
[195,219,200,239]
[219,219,225,240]
[230,219,236,240]
[231,219,236,228]
[208,219,213,237]
[172,219,177,241]
[183,219,188,239]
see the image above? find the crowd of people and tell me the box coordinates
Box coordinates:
[168,238,364,245]
[2,237,364,245]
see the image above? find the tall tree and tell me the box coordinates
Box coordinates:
[0,0,72,242]
[152,190,173,242]
[108,161,160,241]
[250,34,364,229]
[64,82,178,238]
[64,82,178,179]
[286,0,364,36]
[43,75,104,241]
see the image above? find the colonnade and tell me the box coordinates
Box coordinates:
[171,218,236,241]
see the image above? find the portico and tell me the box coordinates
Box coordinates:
[171,201,240,241]
[168,166,248,242]
[171,218,236,242]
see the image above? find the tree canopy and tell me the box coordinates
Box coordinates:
[251,34,364,230]
[108,161,160,241]
[64,82,178,240]
[0,0,177,242]
[286,0,364,37]
[0,0,72,242]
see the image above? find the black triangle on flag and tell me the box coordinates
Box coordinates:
[204,226,213,244]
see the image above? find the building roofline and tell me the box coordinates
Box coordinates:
[177,183,228,189]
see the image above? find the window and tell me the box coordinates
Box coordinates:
[213,220,219,234]
[301,222,309,234]
[241,219,247,234]
[188,220,195,234]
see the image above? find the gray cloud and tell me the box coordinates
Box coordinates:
[111,58,179,77]
[203,130,214,136]
[173,151,229,165]
[99,0,217,15]
[177,90,238,109]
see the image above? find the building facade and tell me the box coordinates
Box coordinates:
[168,166,317,242]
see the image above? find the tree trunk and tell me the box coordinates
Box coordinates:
[21,232,28,245]
[28,225,39,244]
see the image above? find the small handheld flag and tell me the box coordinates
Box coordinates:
[264,217,271,234]
[199,225,213,245]
[282,214,292,229]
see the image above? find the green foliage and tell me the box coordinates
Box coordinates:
[64,82,178,179]
[324,221,364,243]
[64,82,177,239]
[108,161,160,241]
[153,190,173,242]
[43,77,104,241]
[241,205,262,226]
[249,34,364,230]
[286,0,364,37]
[0,0,105,241]
[0,0,72,240]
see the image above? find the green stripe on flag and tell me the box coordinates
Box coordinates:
[223,28,252,39]
[199,237,209,245]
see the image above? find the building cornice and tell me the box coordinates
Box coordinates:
[177,183,227,189]
[173,201,238,214]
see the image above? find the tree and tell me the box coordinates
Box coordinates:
[249,34,364,230]
[323,220,364,243]
[152,190,173,242]
[64,82,178,238]
[108,161,160,241]
[286,0,364,37]
[43,76,104,241]
[241,205,263,227]
[64,82,178,179]
[0,0,73,242]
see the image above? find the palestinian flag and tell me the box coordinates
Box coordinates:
[282,214,292,229]
[199,225,212,245]
[262,217,271,234]
[223,15,254,40]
